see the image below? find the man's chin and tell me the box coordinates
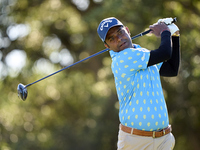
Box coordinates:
[114,45,131,52]
[119,42,132,51]
[115,48,124,52]
[118,46,128,52]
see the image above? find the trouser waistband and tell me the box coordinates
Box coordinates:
[120,124,172,138]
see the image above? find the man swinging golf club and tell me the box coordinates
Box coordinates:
[97,17,180,150]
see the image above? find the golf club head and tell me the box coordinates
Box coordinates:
[17,83,28,101]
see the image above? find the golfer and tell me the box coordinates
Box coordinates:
[97,17,180,150]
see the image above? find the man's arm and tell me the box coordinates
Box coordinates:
[147,22,180,76]
[147,31,172,67]
[147,34,180,76]
[159,36,180,76]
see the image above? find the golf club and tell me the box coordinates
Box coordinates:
[17,17,177,101]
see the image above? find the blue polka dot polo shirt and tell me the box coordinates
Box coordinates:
[109,44,169,131]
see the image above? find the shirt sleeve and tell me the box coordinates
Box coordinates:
[147,31,171,67]
[159,36,180,76]
[111,48,150,78]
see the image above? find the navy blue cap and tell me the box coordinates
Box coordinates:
[97,17,124,42]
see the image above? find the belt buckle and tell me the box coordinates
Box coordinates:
[153,131,155,138]
[131,128,134,135]
[163,129,165,135]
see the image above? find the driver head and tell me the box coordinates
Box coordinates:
[17,83,28,101]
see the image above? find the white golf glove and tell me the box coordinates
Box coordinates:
[158,18,174,25]
[158,17,179,35]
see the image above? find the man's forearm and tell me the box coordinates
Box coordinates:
[147,31,172,67]
[159,36,180,76]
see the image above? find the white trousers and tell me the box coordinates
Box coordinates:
[117,129,175,150]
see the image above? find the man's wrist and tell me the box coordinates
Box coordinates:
[172,33,180,37]
[160,29,170,35]
[172,30,180,37]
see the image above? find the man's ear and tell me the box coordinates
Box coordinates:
[125,26,131,35]
[104,43,109,48]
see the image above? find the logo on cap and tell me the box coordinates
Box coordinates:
[100,19,112,31]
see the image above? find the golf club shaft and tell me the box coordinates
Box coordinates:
[25,48,109,88]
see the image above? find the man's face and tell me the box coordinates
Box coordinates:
[104,26,133,52]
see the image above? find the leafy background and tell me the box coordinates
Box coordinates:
[0,0,200,149]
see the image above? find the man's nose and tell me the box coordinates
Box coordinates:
[116,35,122,42]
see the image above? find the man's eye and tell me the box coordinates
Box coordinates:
[118,30,123,34]
[109,37,114,42]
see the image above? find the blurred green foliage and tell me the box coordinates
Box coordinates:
[0,0,200,149]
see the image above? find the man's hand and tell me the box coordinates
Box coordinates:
[157,17,179,35]
[149,22,170,37]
